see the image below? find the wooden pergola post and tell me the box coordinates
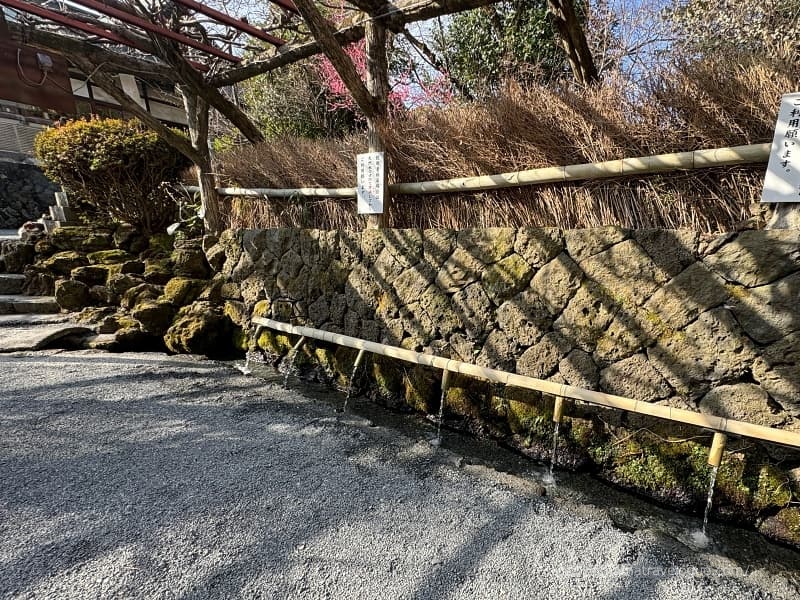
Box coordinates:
[365,20,390,229]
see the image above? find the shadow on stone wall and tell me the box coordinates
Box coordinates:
[212,226,800,546]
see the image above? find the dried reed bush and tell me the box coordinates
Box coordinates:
[219,54,792,232]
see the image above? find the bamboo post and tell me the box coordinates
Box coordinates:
[708,432,727,468]
[552,396,566,423]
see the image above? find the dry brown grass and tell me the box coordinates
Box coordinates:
[219,54,793,232]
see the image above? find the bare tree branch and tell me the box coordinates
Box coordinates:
[210,0,505,87]
[292,0,381,119]
[70,56,203,164]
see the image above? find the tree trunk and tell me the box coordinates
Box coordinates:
[365,20,390,229]
[547,0,598,85]
[180,87,222,234]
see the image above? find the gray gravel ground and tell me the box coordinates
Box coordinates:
[1,350,798,600]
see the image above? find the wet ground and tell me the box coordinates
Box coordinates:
[1,350,798,599]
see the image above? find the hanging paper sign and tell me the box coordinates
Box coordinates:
[357,152,385,214]
[761,92,800,203]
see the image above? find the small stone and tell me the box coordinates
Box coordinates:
[131,300,175,335]
[42,251,88,276]
[121,283,164,310]
[55,279,90,311]
[553,282,617,352]
[172,247,210,279]
[726,272,800,344]
[514,228,562,268]
[456,228,515,264]
[496,291,551,347]
[162,277,207,306]
[476,329,517,371]
[578,239,669,306]
[451,283,493,339]
[164,301,234,357]
[642,262,728,332]
[633,229,698,277]
[435,246,484,292]
[70,265,109,286]
[648,308,756,399]
[752,332,800,416]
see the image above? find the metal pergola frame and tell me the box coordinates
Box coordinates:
[0,0,292,68]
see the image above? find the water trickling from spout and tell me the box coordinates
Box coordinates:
[236,327,260,375]
[235,353,252,376]
[549,422,560,479]
[432,370,451,447]
[702,465,719,537]
[282,336,306,389]
[342,349,366,413]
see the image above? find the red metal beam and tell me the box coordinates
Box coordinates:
[68,0,241,62]
[0,0,209,72]
[0,0,152,53]
[172,0,286,47]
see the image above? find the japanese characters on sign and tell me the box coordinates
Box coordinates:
[356,152,385,214]
[761,92,800,203]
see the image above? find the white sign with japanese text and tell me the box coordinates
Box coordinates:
[761,92,800,203]
[357,152,385,214]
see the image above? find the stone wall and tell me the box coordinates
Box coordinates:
[0,162,58,228]
[211,227,800,545]
[219,227,800,427]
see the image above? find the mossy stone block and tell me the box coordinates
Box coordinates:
[131,300,175,336]
[144,259,174,285]
[88,249,135,265]
[42,251,89,276]
[163,277,206,306]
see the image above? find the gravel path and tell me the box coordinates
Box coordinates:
[1,350,798,600]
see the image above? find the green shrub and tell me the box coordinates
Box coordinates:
[34,118,190,235]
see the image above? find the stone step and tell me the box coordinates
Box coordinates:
[0,274,25,294]
[0,295,60,315]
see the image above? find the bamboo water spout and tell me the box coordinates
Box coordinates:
[252,317,800,450]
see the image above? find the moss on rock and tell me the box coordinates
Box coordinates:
[256,329,293,355]
[131,300,175,336]
[143,258,174,285]
[70,265,110,286]
[42,251,89,276]
[55,279,90,311]
[163,301,235,357]
[87,249,135,265]
[51,226,113,252]
[162,277,206,306]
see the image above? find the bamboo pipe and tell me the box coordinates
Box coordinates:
[252,317,800,450]
[391,144,770,195]
[353,348,367,372]
[198,186,358,198]
[708,432,727,468]
[195,143,770,199]
[552,396,566,423]
[441,368,452,397]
